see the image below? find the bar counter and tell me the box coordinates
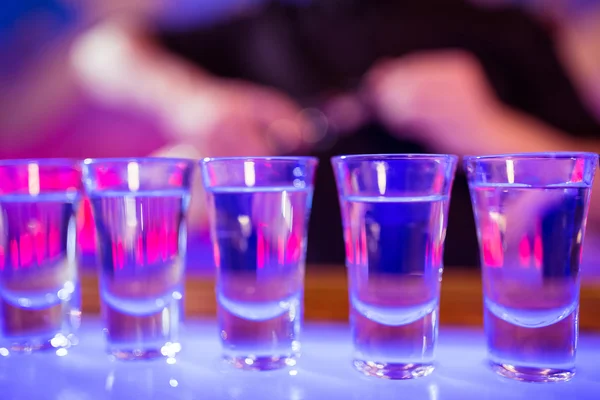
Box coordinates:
[80,265,600,330]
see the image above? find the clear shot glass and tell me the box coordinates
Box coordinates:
[200,157,318,371]
[82,158,194,360]
[332,154,458,379]
[464,152,599,382]
[0,159,82,354]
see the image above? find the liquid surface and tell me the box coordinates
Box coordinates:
[207,186,312,361]
[91,190,188,354]
[0,193,80,349]
[471,184,588,370]
[342,195,448,364]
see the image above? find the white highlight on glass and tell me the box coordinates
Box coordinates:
[58,281,75,301]
[281,191,293,229]
[293,167,303,177]
[125,162,140,238]
[127,161,140,192]
[51,334,69,348]
[18,298,31,307]
[125,197,137,228]
[161,308,170,337]
[244,161,256,187]
[376,162,387,195]
[293,179,306,188]
[161,342,181,358]
[28,163,40,196]
[237,215,252,237]
[506,159,515,184]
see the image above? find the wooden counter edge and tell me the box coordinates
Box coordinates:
[81,266,600,331]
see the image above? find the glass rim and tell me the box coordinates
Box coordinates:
[331,153,458,163]
[200,156,319,165]
[463,152,599,162]
[0,158,81,168]
[82,157,196,166]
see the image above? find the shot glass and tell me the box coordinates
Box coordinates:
[464,152,599,382]
[82,158,194,360]
[332,154,457,379]
[0,159,82,354]
[201,157,318,370]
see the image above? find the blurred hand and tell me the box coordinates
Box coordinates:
[149,80,316,233]
[153,79,317,231]
[160,78,315,158]
[363,50,503,155]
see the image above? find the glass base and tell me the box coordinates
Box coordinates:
[108,341,181,361]
[353,359,434,380]
[225,354,297,371]
[106,342,181,362]
[2,333,76,354]
[110,348,166,361]
[490,362,575,382]
[5,341,53,353]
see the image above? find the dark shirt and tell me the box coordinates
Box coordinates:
[159,0,600,267]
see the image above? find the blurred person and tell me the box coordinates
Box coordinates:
[0,0,315,261]
[3,0,600,268]
[155,0,599,266]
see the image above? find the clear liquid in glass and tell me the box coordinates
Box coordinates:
[91,190,188,360]
[207,187,312,370]
[471,184,587,382]
[0,193,81,353]
[342,194,448,379]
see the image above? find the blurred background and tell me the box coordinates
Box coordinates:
[2,0,600,281]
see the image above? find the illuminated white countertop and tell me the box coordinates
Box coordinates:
[0,319,598,400]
